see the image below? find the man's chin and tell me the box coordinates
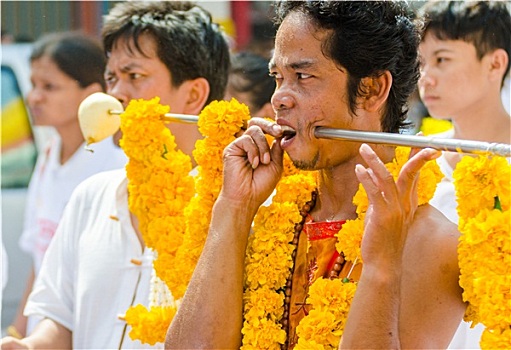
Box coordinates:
[289,154,318,171]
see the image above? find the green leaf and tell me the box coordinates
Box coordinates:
[162,144,168,160]
[494,196,502,211]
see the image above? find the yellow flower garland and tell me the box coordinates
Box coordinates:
[167,99,250,299]
[120,97,195,344]
[454,155,510,349]
[242,171,317,349]
[119,97,509,348]
[121,97,249,344]
[243,146,443,349]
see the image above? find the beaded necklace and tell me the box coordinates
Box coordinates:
[281,189,318,339]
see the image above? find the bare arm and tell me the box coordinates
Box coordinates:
[1,318,72,349]
[166,119,284,349]
[165,198,255,349]
[341,145,447,349]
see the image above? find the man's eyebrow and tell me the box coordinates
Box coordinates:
[269,59,315,71]
[119,63,142,73]
[105,62,143,75]
[433,48,454,55]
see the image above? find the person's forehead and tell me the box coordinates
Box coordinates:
[106,36,168,74]
[272,12,328,69]
[110,34,159,60]
[420,33,477,55]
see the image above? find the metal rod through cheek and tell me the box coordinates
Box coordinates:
[108,109,511,157]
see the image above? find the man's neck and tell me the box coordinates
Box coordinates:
[451,96,510,144]
[171,123,203,168]
[311,145,395,222]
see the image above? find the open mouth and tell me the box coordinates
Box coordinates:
[281,125,297,141]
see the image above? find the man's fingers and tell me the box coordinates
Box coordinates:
[358,143,398,202]
[247,117,283,138]
[397,148,441,191]
[355,164,386,207]
[224,134,261,169]
[269,138,284,169]
[244,125,272,165]
[396,148,440,213]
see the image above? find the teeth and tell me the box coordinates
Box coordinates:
[281,125,296,136]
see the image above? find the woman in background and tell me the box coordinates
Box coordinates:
[8,31,127,338]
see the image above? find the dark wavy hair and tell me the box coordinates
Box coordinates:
[274,1,421,133]
[102,1,230,105]
[31,31,106,90]
[418,1,511,86]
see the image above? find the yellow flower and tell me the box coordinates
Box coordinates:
[167,99,250,301]
[197,98,249,140]
[455,155,510,346]
[336,219,364,263]
[296,278,357,348]
[241,318,287,350]
[419,117,453,136]
[294,338,327,350]
[454,156,510,219]
[125,304,176,345]
[480,327,511,349]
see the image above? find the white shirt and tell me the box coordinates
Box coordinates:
[429,154,458,224]
[19,135,127,274]
[25,169,161,349]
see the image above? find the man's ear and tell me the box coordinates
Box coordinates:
[487,48,509,84]
[360,71,392,113]
[183,77,211,115]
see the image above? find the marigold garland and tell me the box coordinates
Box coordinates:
[242,171,318,349]
[118,96,509,349]
[167,98,250,299]
[121,97,250,344]
[454,155,510,349]
[242,146,442,349]
[120,97,195,345]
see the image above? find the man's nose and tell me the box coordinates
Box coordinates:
[271,85,295,112]
[419,65,435,87]
[107,81,129,107]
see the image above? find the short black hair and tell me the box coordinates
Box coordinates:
[418,1,511,85]
[102,1,230,105]
[274,1,421,133]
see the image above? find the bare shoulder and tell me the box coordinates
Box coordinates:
[399,204,465,347]
[404,204,460,290]
[411,204,459,250]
